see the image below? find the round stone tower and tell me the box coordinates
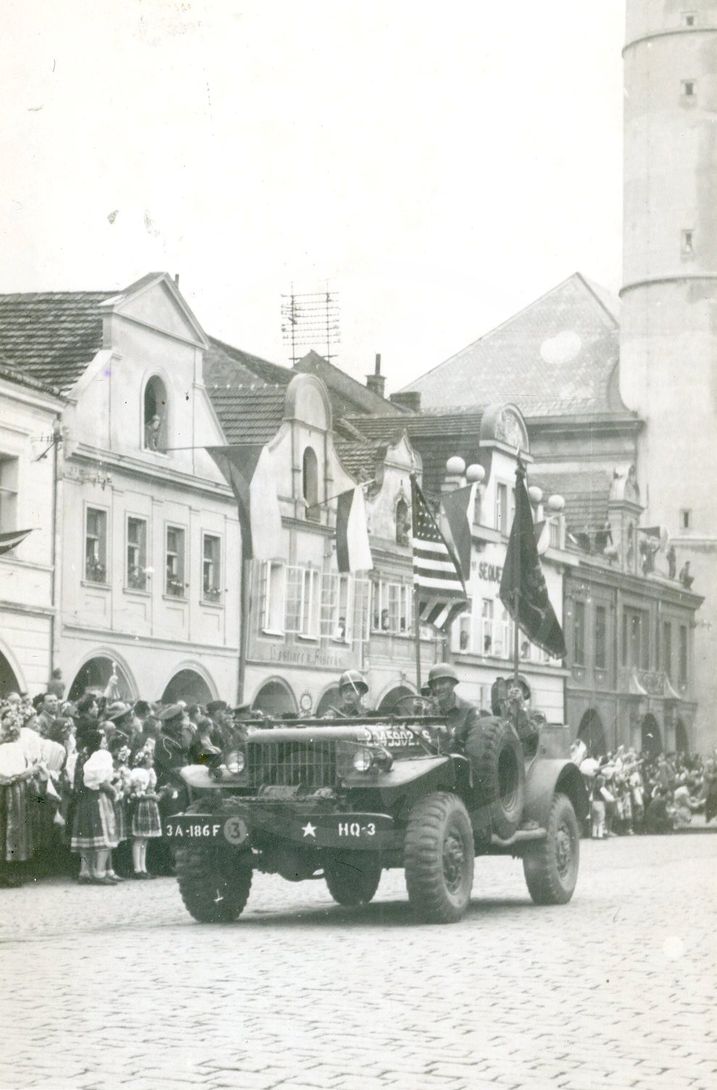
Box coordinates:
[620,0,717,749]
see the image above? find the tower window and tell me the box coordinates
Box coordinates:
[682,230,694,255]
[682,13,695,27]
[680,508,692,530]
[302,447,319,521]
[144,376,168,452]
[681,80,696,97]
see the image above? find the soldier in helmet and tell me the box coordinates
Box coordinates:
[427,663,482,753]
[333,670,370,718]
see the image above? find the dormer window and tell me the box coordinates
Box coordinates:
[396,498,410,545]
[144,376,168,452]
[302,447,319,521]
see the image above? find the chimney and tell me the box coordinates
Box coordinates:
[366,353,386,399]
[390,390,421,413]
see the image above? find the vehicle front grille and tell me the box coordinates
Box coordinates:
[245,741,337,789]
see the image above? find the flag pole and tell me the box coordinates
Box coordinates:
[414,585,422,693]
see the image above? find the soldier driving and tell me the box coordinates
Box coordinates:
[333,670,370,717]
[426,663,483,753]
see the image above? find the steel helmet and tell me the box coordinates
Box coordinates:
[427,662,459,687]
[338,670,369,694]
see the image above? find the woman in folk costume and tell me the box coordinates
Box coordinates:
[129,745,162,879]
[70,727,120,885]
[0,701,36,886]
[110,739,133,876]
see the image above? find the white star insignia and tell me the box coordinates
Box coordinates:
[301,821,317,838]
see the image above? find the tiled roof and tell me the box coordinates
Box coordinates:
[334,438,381,482]
[347,411,486,501]
[295,350,408,418]
[208,385,287,446]
[0,291,113,391]
[403,273,623,417]
[208,337,293,387]
[532,469,613,533]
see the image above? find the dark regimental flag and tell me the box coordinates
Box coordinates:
[410,474,467,631]
[499,461,566,658]
[0,528,33,556]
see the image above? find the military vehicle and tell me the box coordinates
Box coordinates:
[166,712,587,924]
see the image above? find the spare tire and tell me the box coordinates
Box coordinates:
[464,716,526,839]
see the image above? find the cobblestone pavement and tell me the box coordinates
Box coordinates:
[1,832,715,1090]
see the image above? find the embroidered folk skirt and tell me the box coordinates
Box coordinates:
[71,789,118,851]
[0,781,32,863]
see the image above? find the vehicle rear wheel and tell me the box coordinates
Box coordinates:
[523,792,579,905]
[404,792,474,923]
[324,852,382,905]
[175,846,252,923]
[464,717,525,839]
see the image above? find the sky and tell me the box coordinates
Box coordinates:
[1,0,625,392]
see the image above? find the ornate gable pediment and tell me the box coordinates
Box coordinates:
[102,273,208,348]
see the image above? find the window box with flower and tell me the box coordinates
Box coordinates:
[166,575,186,598]
[203,585,222,604]
[127,565,148,592]
[86,557,107,584]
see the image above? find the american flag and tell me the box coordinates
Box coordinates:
[410,474,468,631]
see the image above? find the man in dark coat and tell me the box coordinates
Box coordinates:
[151,704,190,875]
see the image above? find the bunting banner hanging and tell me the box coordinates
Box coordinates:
[0,528,33,556]
[335,486,373,572]
[440,482,476,582]
[207,444,282,560]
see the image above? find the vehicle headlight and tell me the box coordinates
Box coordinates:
[352,747,374,773]
[226,749,246,774]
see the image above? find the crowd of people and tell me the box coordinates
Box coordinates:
[0,689,250,887]
[571,741,717,838]
[1,678,716,887]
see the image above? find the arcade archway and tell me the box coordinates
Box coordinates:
[640,713,662,758]
[675,718,689,754]
[69,656,133,701]
[0,650,20,698]
[577,709,607,757]
[253,678,298,718]
[316,685,341,717]
[162,670,214,706]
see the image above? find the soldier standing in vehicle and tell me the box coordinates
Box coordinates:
[426,663,482,753]
[333,670,371,717]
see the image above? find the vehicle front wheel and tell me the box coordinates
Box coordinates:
[404,792,474,923]
[175,846,252,923]
[522,792,580,905]
[324,852,382,905]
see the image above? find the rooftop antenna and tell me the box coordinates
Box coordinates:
[281,285,340,366]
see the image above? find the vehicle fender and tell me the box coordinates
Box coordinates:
[371,755,472,809]
[522,759,589,828]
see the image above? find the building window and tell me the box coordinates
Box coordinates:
[324,573,353,642]
[126,517,148,590]
[286,566,319,638]
[680,508,691,530]
[681,229,694,255]
[683,13,695,27]
[496,483,508,535]
[481,598,494,655]
[202,534,222,602]
[371,579,412,636]
[165,526,186,597]
[679,625,688,685]
[662,621,673,679]
[455,599,473,653]
[0,455,19,531]
[144,376,168,452]
[594,605,607,670]
[395,498,410,546]
[261,560,286,634]
[85,507,108,584]
[302,447,319,521]
[681,79,696,97]
[623,608,649,670]
[573,600,586,666]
